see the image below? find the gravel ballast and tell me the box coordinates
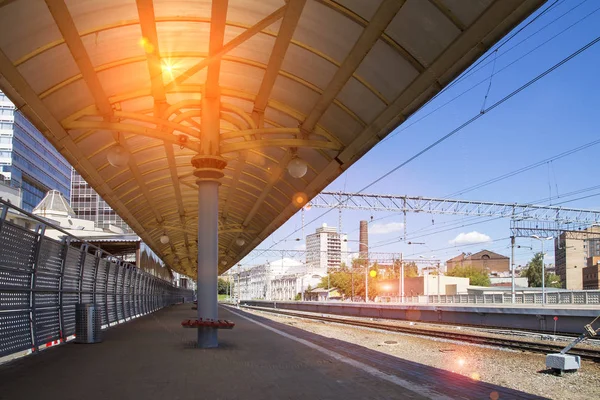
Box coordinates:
[243,308,600,400]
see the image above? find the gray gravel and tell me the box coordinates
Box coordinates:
[246,309,600,400]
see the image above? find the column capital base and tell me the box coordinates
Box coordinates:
[192,154,227,182]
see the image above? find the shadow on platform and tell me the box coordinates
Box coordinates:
[0,304,545,400]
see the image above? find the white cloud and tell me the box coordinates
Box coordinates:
[294,243,306,251]
[449,231,491,245]
[369,222,404,235]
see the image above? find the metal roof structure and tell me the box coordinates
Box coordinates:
[32,189,76,217]
[0,0,544,278]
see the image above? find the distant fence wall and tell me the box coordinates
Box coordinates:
[376,291,600,305]
[0,201,193,360]
[242,300,600,334]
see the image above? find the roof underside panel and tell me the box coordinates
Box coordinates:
[0,0,544,277]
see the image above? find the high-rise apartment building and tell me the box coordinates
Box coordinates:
[305,224,347,273]
[70,169,133,234]
[0,91,71,211]
[554,227,600,290]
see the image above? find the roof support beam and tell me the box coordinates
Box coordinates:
[111,132,164,224]
[166,4,286,89]
[0,0,18,9]
[205,0,228,98]
[242,151,294,228]
[164,142,191,250]
[221,151,247,222]
[135,0,167,109]
[0,48,166,258]
[316,0,424,73]
[44,0,113,117]
[301,0,404,133]
[221,138,341,154]
[62,120,200,152]
[253,0,306,114]
[428,0,466,32]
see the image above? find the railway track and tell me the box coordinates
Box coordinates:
[241,305,600,362]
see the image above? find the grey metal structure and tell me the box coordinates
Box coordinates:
[418,291,600,305]
[510,220,600,240]
[242,300,600,334]
[310,192,600,225]
[251,248,438,265]
[0,199,193,359]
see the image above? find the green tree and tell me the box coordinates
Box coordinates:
[403,262,419,277]
[446,265,491,286]
[318,271,352,296]
[546,273,562,288]
[217,277,229,294]
[318,261,382,301]
[522,252,562,288]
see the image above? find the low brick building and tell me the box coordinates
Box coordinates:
[582,256,600,290]
[446,250,509,274]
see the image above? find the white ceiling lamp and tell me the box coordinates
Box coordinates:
[287,155,308,178]
[107,133,129,167]
[235,238,245,247]
[160,234,169,244]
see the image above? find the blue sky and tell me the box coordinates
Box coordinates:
[242,0,600,269]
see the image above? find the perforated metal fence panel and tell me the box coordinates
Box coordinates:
[0,202,194,359]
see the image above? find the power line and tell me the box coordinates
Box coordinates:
[246,31,600,264]
[369,186,600,251]
[401,237,511,259]
[381,1,600,145]
[358,34,600,195]
[406,0,564,118]
[444,137,600,198]
[445,0,585,92]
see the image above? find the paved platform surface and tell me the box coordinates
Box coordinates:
[0,304,545,400]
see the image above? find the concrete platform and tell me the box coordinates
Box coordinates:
[0,304,544,400]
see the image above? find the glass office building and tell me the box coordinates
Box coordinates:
[0,91,71,212]
[71,169,134,234]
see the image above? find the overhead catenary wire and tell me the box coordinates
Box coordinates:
[354,34,600,200]
[368,186,600,252]
[443,137,600,198]
[380,0,600,146]
[403,0,565,119]
[247,35,600,264]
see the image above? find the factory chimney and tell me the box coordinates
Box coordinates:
[359,220,368,259]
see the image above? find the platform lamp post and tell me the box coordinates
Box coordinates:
[531,235,553,305]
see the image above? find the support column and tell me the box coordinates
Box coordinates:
[400,253,404,303]
[193,150,226,348]
[510,236,515,304]
[196,179,219,348]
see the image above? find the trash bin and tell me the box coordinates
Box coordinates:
[75,303,103,344]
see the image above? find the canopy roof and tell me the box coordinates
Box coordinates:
[0,0,543,276]
[32,189,76,218]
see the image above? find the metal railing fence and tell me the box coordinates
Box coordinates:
[376,292,600,305]
[0,200,193,360]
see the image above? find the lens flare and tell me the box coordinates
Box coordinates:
[470,372,480,381]
[292,192,308,208]
[139,37,154,53]
[162,60,174,74]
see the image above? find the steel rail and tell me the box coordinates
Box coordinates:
[241,305,600,362]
